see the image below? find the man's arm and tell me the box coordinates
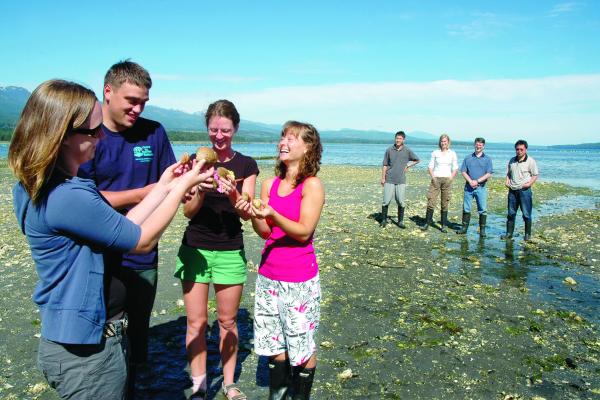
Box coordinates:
[381,165,388,186]
[100,185,155,209]
[462,171,478,188]
[522,174,538,189]
[477,172,492,184]
[404,151,420,172]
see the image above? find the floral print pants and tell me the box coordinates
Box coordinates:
[253,274,321,366]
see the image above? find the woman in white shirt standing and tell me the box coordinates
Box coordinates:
[421,134,458,232]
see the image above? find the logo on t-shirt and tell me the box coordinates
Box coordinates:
[133,146,154,163]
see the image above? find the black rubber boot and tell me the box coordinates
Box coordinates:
[420,208,433,230]
[380,205,388,227]
[457,212,470,234]
[397,206,406,228]
[479,214,487,237]
[524,218,532,241]
[501,218,515,239]
[440,211,448,233]
[268,360,290,400]
[291,366,316,400]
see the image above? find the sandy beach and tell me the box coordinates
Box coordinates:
[0,162,599,399]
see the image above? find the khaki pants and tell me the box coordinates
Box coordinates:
[427,177,452,211]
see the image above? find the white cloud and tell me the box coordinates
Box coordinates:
[446,12,510,39]
[150,74,600,145]
[548,2,579,17]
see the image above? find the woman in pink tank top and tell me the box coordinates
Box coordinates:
[240,121,324,399]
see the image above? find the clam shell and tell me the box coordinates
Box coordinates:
[195,147,218,165]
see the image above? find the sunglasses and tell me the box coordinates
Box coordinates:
[72,124,103,138]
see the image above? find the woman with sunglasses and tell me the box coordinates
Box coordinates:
[8,79,213,399]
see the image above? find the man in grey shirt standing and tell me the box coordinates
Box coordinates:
[501,139,539,241]
[380,131,420,228]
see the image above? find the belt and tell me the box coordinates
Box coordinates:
[104,314,128,338]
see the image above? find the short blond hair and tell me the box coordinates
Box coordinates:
[104,60,152,91]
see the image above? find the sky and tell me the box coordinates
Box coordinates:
[1,1,599,145]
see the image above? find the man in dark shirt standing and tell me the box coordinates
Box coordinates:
[457,137,493,236]
[79,60,176,398]
[380,131,420,228]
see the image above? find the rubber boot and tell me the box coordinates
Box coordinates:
[501,218,515,239]
[524,218,532,241]
[380,205,388,227]
[479,214,487,237]
[440,211,448,233]
[291,366,316,400]
[268,360,290,400]
[457,212,470,234]
[420,208,433,231]
[397,206,406,228]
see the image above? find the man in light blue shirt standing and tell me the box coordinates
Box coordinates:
[457,137,493,236]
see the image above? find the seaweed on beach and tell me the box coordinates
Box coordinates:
[0,164,599,399]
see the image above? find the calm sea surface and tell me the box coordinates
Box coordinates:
[1,142,599,190]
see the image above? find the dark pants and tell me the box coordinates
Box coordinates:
[507,188,533,220]
[119,268,158,364]
[38,332,128,399]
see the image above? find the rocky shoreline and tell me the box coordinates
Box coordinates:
[0,164,598,399]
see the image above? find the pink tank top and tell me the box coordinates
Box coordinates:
[258,177,318,282]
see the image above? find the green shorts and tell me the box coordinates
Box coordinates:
[174,245,248,284]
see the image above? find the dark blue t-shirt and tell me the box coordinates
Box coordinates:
[79,117,176,269]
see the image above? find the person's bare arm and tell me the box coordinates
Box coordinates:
[252,177,325,243]
[477,172,492,184]
[129,161,213,253]
[381,166,388,186]
[228,174,257,220]
[522,174,539,189]
[251,178,274,239]
[100,184,155,210]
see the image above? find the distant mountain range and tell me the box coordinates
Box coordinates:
[0,85,435,143]
[0,86,30,128]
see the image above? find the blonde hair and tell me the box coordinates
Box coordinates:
[275,121,322,187]
[8,80,97,203]
[438,134,451,150]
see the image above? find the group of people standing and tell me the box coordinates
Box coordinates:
[9,60,323,400]
[380,132,540,240]
[8,58,544,400]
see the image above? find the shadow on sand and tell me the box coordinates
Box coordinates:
[134,308,255,400]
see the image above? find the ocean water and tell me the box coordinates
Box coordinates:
[1,142,599,190]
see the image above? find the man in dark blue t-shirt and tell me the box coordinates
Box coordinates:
[79,60,176,398]
[457,137,493,236]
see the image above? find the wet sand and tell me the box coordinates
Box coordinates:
[0,163,599,399]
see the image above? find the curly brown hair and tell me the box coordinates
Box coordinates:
[275,121,322,187]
